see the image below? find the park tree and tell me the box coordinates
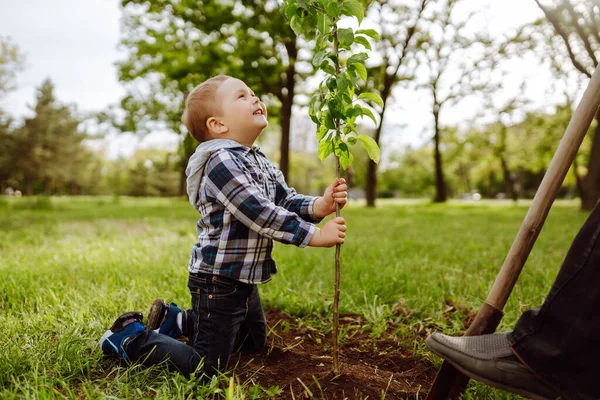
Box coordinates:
[14,80,87,194]
[360,0,430,207]
[418,0,499,202]
[534,0,600,209]
[378,145,435,198]
[0,116,19,191]
[0,37,25,191]
[0,36,24,99]
[118,0,308,192]
[479,91,531,202]
[126,149,180,197]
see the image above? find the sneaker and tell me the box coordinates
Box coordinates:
[146,299,183,339]
[100,311,144,359]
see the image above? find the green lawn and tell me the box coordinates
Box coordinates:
[0,196,587,399]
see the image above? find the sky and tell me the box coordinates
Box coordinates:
[0,0,552,161]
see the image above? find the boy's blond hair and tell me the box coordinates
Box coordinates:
[182,75,231,142]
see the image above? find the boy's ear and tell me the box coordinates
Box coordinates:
[206,117,228,135]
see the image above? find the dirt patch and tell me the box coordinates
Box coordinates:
[232,308,436,399]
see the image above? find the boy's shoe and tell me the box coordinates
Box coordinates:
[425,332,558,400]
[99,311,144,360]
[146,299,183,339]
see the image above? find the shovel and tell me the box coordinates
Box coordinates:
[426,64,600,399]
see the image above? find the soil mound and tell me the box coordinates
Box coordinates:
[233,308,436,399]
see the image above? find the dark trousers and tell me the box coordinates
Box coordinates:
[509,203,600,397]
[123,273,267,378]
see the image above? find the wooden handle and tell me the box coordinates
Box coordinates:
[487,64,600,309]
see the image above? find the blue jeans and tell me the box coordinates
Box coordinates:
[123,273,267,378]
[509,203,600,397]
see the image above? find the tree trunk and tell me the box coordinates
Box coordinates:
[366,74,394,207]
[573,156,583,197]
[44,178,52,196]
[345,165,355,188]
[179,135,197,197]
[500,157,517,202]
[580,114,600,210]
[178,167,186,197]
[433,107,447,202]
[280,39,298,182]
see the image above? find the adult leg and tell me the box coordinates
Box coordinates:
[510,202,600,397]
[426,203,600,398]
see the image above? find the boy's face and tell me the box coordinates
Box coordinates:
[214,77,268,145]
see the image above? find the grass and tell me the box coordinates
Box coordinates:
[0,196,588,399]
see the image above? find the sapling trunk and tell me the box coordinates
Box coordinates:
[332,156,342,374]
[332,22,342,375]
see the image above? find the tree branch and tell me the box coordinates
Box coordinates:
[535,0,592,77]
[562,0,598,67]
[391,0,429,78]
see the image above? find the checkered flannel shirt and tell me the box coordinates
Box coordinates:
[188,146,321,284]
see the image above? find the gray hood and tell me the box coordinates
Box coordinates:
[185,139,243,210]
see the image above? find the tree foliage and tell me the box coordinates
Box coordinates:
[0,80,92,195]
[0,36,24,99]
[284,0,381,171]
[361,0,430,207]
[534,0,600,209]
[117,0,308,189]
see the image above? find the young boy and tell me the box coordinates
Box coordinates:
[99,75,348,379]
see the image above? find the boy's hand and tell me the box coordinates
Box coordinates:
[309,217,346,247]
[313,178,348,218]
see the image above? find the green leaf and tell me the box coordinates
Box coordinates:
[338,28,354,47]
[347,52,369,66]
[322,59,336,74]
[357,105,378,125]
[338,147,354,169]
[353,35,371,51]
[317,13,331,34]
[297,0,309,9]
[330,99,344,120]
[342,0,364,23]
[290,15,303,36]
[316,123,329,141]
[358,92,384,108]
[284,1,299,20]
[308,95,319,124]
[357,134,381,164]
[318,139,334,161]
[312,51,326,67]
[342,93,353,106]
[337,73,352,95]
[356,29,380,41]
[326,77,337,91]
[353,62,367,82]
[323,111,336,130]
[324,1,339,18]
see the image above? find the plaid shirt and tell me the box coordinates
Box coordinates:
[188,146,321,284]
